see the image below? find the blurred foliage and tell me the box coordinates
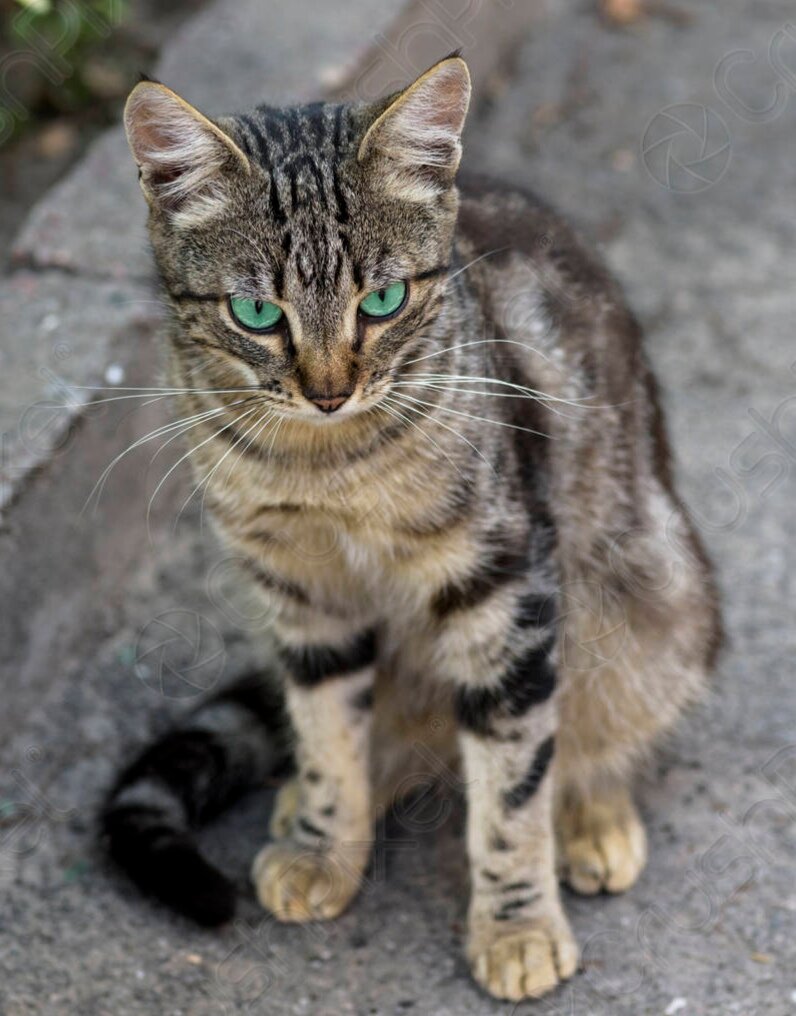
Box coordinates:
[0,0,130,141]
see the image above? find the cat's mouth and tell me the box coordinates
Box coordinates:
[294,387,365,423]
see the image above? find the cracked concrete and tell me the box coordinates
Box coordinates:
[0,0,794,1014]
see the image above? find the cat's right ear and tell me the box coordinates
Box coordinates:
[124,81,250,226]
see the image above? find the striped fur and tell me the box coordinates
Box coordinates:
[102,673,290,925]
[110,57,722,1000]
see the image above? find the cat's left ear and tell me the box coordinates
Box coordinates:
[358,55,471,201]
[124,80,251,226]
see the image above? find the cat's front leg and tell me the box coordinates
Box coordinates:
[446,598,578,1001]
[252,618,377,923]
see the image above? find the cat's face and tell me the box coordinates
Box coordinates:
[125,58,471,421]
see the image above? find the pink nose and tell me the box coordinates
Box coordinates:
[307,392,350,414]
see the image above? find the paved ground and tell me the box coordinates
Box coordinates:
[1,1,795,1014]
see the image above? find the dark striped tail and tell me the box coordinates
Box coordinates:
[102,672,291,926]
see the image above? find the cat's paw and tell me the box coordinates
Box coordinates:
[558,794,647,895]
[467,916,579,1001]
[252,839,367,922]
[269,778,301,839]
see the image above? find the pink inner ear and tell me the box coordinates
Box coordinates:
[125,86,235,213]
[361,61,470,199]
[131,119,186,194]
[421,62,470,134]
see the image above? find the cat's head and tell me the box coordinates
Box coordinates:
[124,57,470,420]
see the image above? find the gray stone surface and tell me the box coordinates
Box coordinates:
[1,1,795,1015]
[0,271,162,511]
[8,0,397,281]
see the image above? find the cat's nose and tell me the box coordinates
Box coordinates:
[306,391,351,414]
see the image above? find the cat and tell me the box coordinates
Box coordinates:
[102,55,722,1002]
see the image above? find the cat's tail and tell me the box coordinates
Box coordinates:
[101,671,291,926]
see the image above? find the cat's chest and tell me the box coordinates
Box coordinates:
[217,463,479,609]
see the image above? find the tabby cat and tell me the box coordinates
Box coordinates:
[103,56,721,1002]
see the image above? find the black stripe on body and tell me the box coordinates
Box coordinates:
[350,686,374,710]
[455,634,557,736]
[103,673,289,926]
[494,892,542,921]
[394,481,476,539]
[503,736,555,810]
[280,629,377,686]
[490,830,512,852]
[431,541,530,618]
[502,880,535,892]
[241,557,310,606]
[297,816,327,840]
[516,592,557,629]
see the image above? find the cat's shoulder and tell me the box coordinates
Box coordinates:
[456,171,625,320]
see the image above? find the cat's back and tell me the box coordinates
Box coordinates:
[456,172,643,413]
[456,172,615,298]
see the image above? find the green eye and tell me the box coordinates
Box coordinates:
[358,281,407,319]
[228,296,283,332]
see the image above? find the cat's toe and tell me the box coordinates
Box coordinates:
[468,917,578,1001]
[268,778,301,839]
[558,795,647,895]
[252,840,365,922]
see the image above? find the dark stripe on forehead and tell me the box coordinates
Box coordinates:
[339,232,363,289]
[285,154,329,212]
[271,260,285,300]
[331,247,343,287]
[259,106,295,149]
[332,166,349,223]
[301,102,328,147]
[238,113,286,225]
[296,246,315,287]
[332,103,345,152]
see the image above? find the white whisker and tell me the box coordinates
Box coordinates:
[386,394,493,468]
[381,397,466,479]
[145,405,260,532]
[391,391,552,441]
[443,247,510,285]
[82,398,256,514]
[403,338,556,369]
[402,373,593,408]
[179,407,277,533]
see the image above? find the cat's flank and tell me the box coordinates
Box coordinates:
[103,57,721,1002]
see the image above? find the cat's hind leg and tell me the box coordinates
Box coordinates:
[556,780,647,895]
[554,493,720,896]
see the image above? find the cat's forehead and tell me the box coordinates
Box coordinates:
[221,102,415,299]
[232,101,359,170]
